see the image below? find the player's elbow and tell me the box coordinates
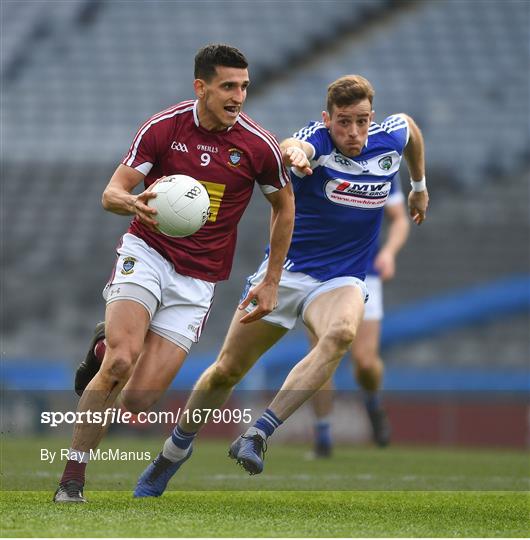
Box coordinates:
[101,189,112,210]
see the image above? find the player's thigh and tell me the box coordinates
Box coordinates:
[121,330,188,411]
[216,308,288,376]
[307,327,318,349]
[104,299,151,360]
[351,319,381,368]
[303,285,365,341]
[124,330,187,392]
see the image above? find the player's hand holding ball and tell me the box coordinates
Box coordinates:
[132,182,160,232]
[143,175,210,237]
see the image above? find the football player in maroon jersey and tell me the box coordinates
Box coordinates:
[54,44,294,503]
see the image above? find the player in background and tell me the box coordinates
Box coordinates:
[133,74,427,495]
[310,179,410,456]
[53,44,294,503]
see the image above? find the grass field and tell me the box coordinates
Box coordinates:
[1,436,528,537]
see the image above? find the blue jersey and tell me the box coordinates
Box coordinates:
[282,114,409,281]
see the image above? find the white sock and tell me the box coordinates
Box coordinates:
[162,436,190,462]
[67,448,90,463]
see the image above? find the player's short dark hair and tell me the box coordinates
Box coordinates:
[194,44,248,81]
[327,75,375,114]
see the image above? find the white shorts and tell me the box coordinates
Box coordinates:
[363,275,383,321]
[243,258,368,330]
[103,233,215,351]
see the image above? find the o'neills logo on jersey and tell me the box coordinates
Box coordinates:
[324,179,391,209]
[227,148,243,167]
[197,144,218,153]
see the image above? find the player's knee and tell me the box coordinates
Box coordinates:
[354,349,378,372]
[208,358,245,388]
[100,350,136,383]
[322,322,356,354]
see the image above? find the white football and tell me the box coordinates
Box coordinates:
[148,175,210,237]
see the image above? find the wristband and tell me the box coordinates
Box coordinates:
[410,177,427,192]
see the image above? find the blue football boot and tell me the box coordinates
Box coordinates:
[133,448,192,497]
[228,434,267,475]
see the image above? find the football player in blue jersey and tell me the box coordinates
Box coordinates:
[134,74,428,492]
[309,179,410,456]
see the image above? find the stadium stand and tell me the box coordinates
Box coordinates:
[1,0,528,373]
[2,0,390,163]
[248,0,529,187]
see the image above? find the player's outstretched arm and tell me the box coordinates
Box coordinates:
[239,183,295,324]
[375,201,410,281]
[401,115,429,225]
[280,138,313,176]
[101,164,159,231]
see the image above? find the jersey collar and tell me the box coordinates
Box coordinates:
[193,100,200,127]
[193,100,236,132]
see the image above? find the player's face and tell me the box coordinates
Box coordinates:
[195,66,250,131]
[323,100,374,157]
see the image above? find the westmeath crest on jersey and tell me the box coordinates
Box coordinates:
[227,148,243,167]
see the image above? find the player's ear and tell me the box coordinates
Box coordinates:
[194,79,206,99]
[370,110,375,123]
[322,110,331,128]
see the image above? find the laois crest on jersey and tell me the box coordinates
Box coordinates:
[282,114,409,281]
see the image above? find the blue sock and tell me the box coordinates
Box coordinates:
[364,392,380,414]
[171,424,196,450]
[314,420,331,447]
[252,408,283,438]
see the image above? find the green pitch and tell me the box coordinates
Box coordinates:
[1,436,528,537]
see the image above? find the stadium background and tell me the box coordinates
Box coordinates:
[1,0,529,452]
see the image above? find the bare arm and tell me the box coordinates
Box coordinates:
[279,137,313,176]
[239,183,295,324]
[401,114,429,225]
[375,201,410,281]
[102,164,159,231]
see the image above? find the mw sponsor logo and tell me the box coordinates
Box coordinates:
[324,178,391,209]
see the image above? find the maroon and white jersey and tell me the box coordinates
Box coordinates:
[122,100,290,282]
